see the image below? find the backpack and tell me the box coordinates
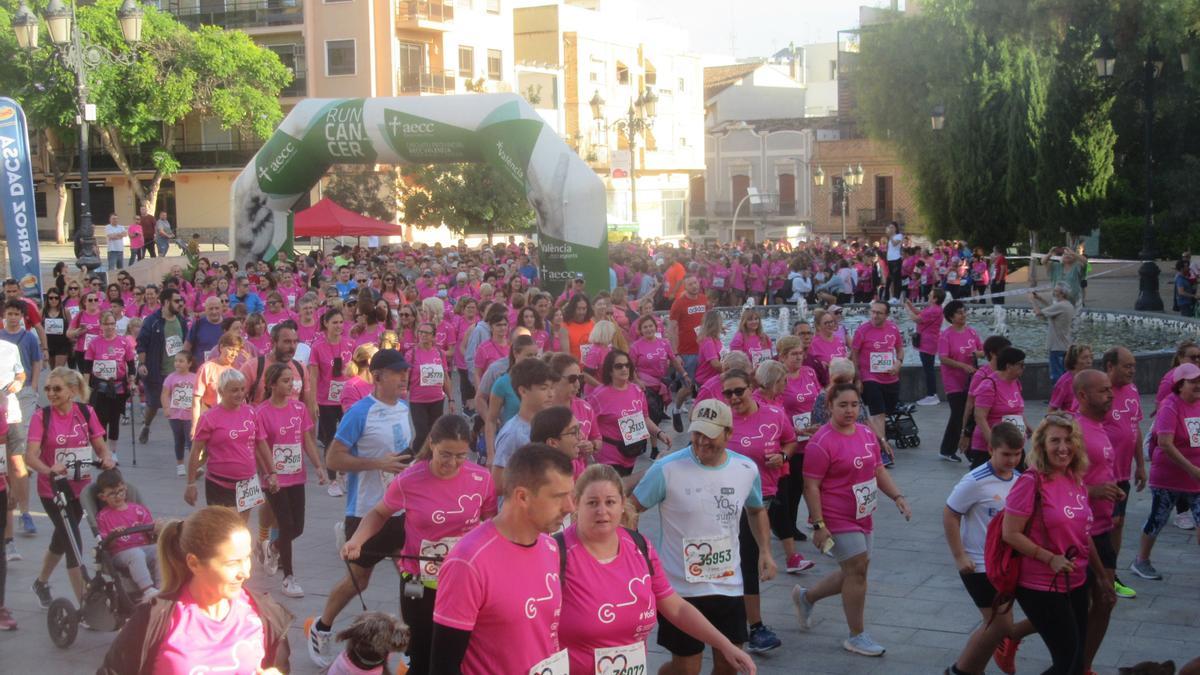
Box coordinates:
[554,527,652,589]
[250,355,306,404]
[41,402,93,438]
[983,471,1042,617]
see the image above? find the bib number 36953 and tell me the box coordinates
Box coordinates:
[594,642,647,675]
[853,478,878,519]
[235,475,265,512]
[683,535,735,582]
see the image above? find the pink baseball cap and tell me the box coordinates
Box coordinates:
[1173,363,1200,383]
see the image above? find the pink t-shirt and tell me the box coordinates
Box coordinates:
[152,587,267,675]
[695,375,722,405]
[1155,371,1173,408]
[1104,383,1142,482]
[85,334,136,389]
[851,320,903,385]
[588,384,651,469]
[194,360,233,409]
[782,366,821,442]
[915,304,943,356]
[71,310,102,353]
[474,339,508,376]
[28,404,106,499]
[261,310,296,332]
[1005,471,1092,592]
[433,521,564,674]
[436,319,459,357]
[195,404,258,486]
[937,326,982,394]
[1049,371,1079,412]
[581,343,611,396]
[380,460,497,578]
[296,320,319,345]
[340,376,373,412]
[729,333,773,368]
[804,423,882,534]
[967,364,996,398]
[1076,413,1117,534]
[97,502,154,553]
[695,337,723,384]
[1150,394,1200,493]
[254,399,315,488]
[406,346,449,403]
[558,526,674,675]
[311,335,355,406]
[630,337,674,398]
[971,376,1025,450]
[808,333,848,367]
[571,397,601,447]
[730,402,796,497]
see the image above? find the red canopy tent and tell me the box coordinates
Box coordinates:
[293,198,401,237]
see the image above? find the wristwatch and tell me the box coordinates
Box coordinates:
[813,520,827,531]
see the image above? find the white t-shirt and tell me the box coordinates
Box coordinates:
[887,233,903,261]
[335,395,414,517]
[945,463,1020,569]
[105,224,128,252]
[632,447,763,597]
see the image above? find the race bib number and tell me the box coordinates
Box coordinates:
[292,378,303,395]
[579,343,593,363]
[93,359,118,380]
[67,305,80,319]
[618,412,649,444]
[750,349,771,367]
[165,335,183,357]
[45,318,64,335]
[235,475,265,512]
[419,363,444,387]
[1002,415,1026,434]
[55,446,93,479]
[683,535,736,582]
[0,443,7,475]
[83,333,97,351]
[266,323,277,334]
[272,443,302,475]
[713,276,726,288]
[169,384,194,410]
[594,643,647,675]
[948,272,959,282]
[869,351,895,373]
[853,478,879,519]
[529,649,569,675]
[327,379,345,402]
[419,536,462,584]
[792,412,812,435]
[1186,417,1200,448]
[686,304,705,315]
[286,294,296,308]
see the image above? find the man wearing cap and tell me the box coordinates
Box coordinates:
[305,348,415,667]
[631,399,776,675]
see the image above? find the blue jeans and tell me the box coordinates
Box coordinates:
[107,251,124,270]
[155,236,169,256]
[1049,350,1066,383]
[918,351,938,398]
[680,354,699,385]
[168,418,192,462]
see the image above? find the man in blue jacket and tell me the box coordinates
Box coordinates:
[136,288,189,445]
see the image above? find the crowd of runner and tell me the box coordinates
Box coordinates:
[0,230,1196,675]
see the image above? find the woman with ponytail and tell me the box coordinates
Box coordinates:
[99,506,293,674]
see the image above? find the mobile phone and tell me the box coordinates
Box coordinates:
[820,536,835,556]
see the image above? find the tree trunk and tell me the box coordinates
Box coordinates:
[53,181,69,244]
[486,220,494,245]
[98,125,148,208]
[142,126,177,214]
[42,129,73,243]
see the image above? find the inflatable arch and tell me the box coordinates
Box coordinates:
[230,94,608,294]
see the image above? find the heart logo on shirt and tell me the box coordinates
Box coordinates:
[431,493,484,525]
[523,572,559,619]
[596,654,628,675]
[597,574,652,624]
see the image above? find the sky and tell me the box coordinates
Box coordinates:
[646,0,905,62]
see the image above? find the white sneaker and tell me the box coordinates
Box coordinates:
[175,464,186,477]
[916,395,940,406]
[1175,512,1196,530]
[5,541,21,562]
[261,540,280,576]
[282,575,304,598]
[327,481,344,498]
[305,616,334,668]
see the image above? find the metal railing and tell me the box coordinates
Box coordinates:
[856,208,907,230]
[88,141,263,172]
[399,70,456,94]
[168,0,303,29]
[397,0,454,23]
[708,195,783,218]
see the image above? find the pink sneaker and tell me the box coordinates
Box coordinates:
[787,554,815,574]
[0,607,17,631]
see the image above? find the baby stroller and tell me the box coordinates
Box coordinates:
[885,402,921,449]
[45,460,154,648]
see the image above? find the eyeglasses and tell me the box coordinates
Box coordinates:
[559,426,581,438]
[44,384,64,393]
[612,362,631,370]
[46,296,60,301]
[85,298,98,303]
[68,286,79,291]
[722,386,748,399]
[399,312,413,318]
[565,374,582,385]
[418,330,435,336]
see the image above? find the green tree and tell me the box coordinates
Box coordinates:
[399,162,534,243]
[0,0,290,220]
[323,165,399,222]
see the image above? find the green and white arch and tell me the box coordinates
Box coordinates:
[230,94,607,294]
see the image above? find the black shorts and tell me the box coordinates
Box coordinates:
[960,571,997,608]
[143,376,163,412]
[1114,480,1131,518]
[40,495,84,568]
[345,514,406,569]
[204,478,238,509]
[861,380,900,416]
[657,594,747,656]
[1091,531,1117,570]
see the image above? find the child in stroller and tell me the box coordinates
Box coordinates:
[93,468,160,602]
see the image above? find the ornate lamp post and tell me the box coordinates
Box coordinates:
[12,0,145,271]
[812,163,863,241]
[591,87,656,225]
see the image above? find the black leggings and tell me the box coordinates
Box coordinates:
[401,586,437,675]
[265,483,306,577]
[457,368,475,410]
[919,351,938,398]
[784,453,806,540]
[940,391,968,456]
[1015,585,1089,675]
[887,259,903,299]
[318,404,343,480]
[738,503,769,596]
[767,482,795,541]
[0,489,6,605]
[409,400,445,454]
[40,495,84,569]
[89,390,128,441]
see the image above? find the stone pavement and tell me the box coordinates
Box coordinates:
[1,389,1197,675]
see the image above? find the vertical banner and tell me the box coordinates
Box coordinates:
[0,98,42,299]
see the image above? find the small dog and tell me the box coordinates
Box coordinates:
[327,611,410,675]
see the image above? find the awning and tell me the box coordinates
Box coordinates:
[293,198,401,237]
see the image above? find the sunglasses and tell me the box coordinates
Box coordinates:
[612,362,631,370]
[565,374,582,385]
[44,384,65,393]
[722,386,748,399]
[68,287,79,291]
[85,298,98,303]
[47,296,60,300]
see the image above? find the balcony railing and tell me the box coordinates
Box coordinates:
[168,0,303,30]
[399,70,456,94]
[89,141,263,172]
[857,208,907,233]
[397,0,454,24]
[708,195,783,218]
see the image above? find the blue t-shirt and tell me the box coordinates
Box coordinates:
[334,394,414,517]
[188,318,224,361]
[0,328,42,376]
[490,373,520,426]
[336,280,359,300]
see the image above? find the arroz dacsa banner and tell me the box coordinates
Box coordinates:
[0,98,43,299]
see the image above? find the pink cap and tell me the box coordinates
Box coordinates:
[1173,363,1200,383]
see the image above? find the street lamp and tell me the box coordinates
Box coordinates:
[1094,39,1183,311]
[811,163,863,241]
[11,0,144,272]
[930,104,946,131]
[593,87,656,225]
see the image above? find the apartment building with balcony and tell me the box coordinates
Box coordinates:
[514,0,704,241]
[31,0,517,241]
